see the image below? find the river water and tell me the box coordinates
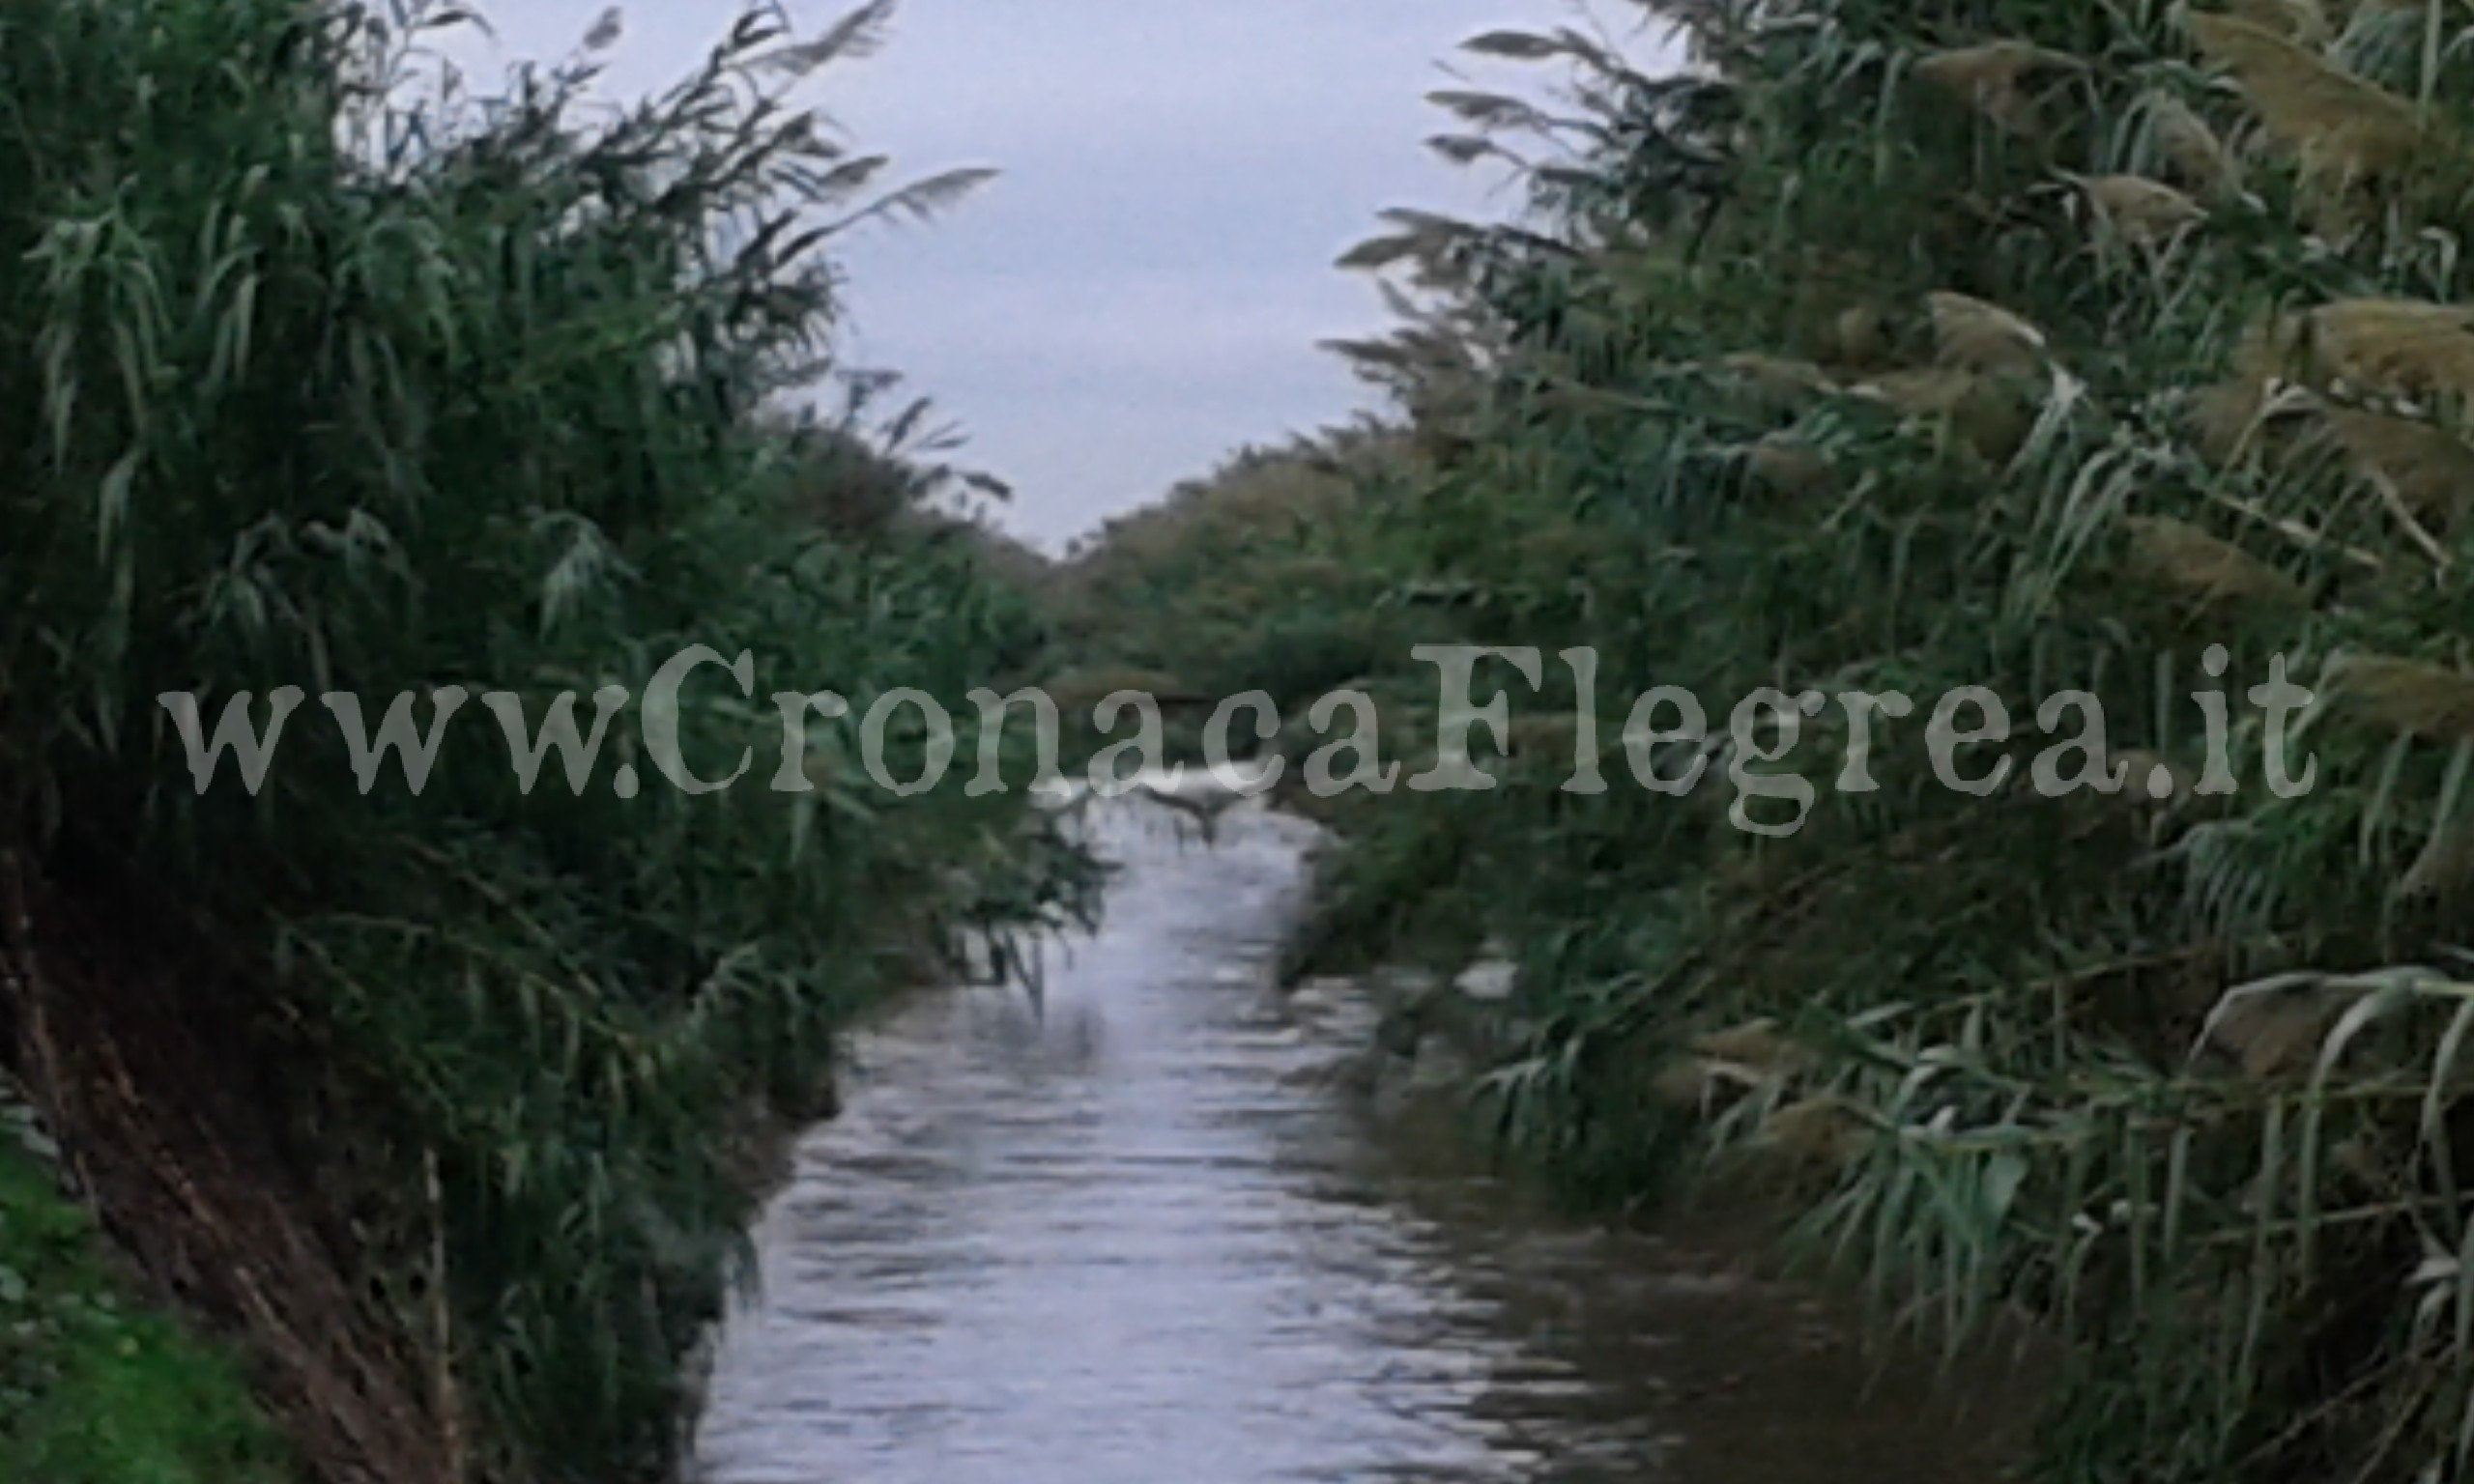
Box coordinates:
[689,788,2034,1483]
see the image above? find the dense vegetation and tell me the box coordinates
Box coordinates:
[1057,0,2474,1478]
[0,1,1092,1480]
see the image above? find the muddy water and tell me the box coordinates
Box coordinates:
[689,790,2033,1483]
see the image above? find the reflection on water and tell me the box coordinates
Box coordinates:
[690,794,2032,1483]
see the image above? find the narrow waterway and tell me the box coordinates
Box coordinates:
[690,788,2034,1483]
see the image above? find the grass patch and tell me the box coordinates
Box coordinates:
[0,1119,290,1484]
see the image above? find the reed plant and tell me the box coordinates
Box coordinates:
[1064,1,2474,1476]
[0,2,1095,1480]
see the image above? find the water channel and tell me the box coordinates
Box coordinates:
[690,786,2034,1483]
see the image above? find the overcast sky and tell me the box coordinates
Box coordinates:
[442,2,1675,552]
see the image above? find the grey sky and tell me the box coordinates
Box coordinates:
[446,2,1674,552]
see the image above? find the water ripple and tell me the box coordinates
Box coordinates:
[691,797,2032,1483]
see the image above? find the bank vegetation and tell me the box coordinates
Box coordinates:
[0,2,1091,1480]
[1059,1,2474,1478]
